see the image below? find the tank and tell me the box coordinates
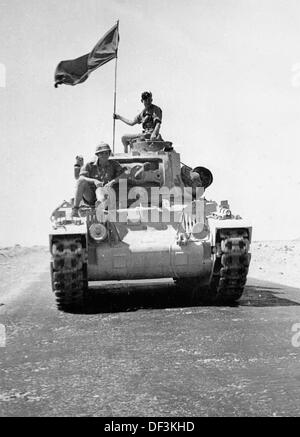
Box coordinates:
[49,140,252,310]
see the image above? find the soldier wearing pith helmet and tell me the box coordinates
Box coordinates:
[72,142,124,217]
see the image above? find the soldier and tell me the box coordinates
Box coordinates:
[114,91,163,152]
[72,142,124,217]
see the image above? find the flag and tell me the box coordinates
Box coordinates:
[54,23,119,88]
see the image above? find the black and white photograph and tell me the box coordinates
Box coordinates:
[0,0,300,419]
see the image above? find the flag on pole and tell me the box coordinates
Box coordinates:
[54,23,119,88]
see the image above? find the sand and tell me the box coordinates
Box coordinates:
[249,240,300,289]
[0,245,49,301]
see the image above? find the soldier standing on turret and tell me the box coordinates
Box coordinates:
[114,91,162,153]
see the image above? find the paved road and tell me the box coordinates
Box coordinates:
[0,255,300,417]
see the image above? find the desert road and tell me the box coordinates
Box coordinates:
[0,248,300,417]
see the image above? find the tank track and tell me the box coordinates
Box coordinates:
[50,236,88,310]
[209,229,251,303]
[175,229,250,304]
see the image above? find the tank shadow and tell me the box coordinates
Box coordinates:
[239,284,300,307]
[63,279,300,314]
[75,281,194,314]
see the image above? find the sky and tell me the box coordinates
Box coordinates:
[1,0,300,246]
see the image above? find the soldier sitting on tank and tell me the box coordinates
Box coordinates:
[72,142,125,217]
[113,91,163,153]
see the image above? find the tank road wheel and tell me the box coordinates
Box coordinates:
[208,229,251,304]
[50,236,88,311]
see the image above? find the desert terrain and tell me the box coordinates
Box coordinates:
[249,240,300,289]
[0,240,299,417]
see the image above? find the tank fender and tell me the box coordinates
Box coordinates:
[208,218,252,246]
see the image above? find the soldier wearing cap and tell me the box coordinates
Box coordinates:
[72,142,124,217]
[114,91,163,153]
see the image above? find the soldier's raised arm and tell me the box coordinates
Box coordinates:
[113,113,139,126]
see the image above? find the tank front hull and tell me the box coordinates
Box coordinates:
[87,238,212,282]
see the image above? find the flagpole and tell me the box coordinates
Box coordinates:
[112,20,119,154]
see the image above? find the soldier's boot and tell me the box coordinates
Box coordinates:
[71,206,80,218]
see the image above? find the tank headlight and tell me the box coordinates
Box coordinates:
[89,223,107,242]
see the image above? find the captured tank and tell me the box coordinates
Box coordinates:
[49,139,252,310]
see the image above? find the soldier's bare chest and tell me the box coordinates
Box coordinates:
[93,164,113,180]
